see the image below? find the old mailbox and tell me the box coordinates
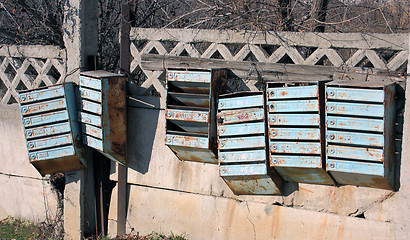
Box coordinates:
[266,81,334,185]
[217,92,282,195]
[18,83,86,175]
[165,69,227,163]
[79,71,126,164]
[325,80,396,189]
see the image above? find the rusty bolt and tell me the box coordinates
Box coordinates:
[329,134,335,140]
[29,154,36,160]
[220,155,225,160]
[269,91,275,96]
[329,119,335,125]
[28,142,35,149]
[329,163,335,168]
[329,91,335,97]
[272,145,277,150]
[329,149,335,154]
[20,95,26,101]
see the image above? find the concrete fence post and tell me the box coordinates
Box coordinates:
[62,0,98,239]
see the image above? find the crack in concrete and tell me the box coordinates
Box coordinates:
[245,202,256,240]
[348,192,396,219]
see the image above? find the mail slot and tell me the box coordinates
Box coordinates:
[165,69,227,163]
[18,83,87,175]
[325,80,396,190]
[217,92,282,195]
[78,71,126,164]
[267,81,334,185]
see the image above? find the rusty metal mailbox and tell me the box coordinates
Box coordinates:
[79,71,126,164]
[325,80,396,189]
[217,92,282,195]
[165,69,227,163]
[18,83,86,175]
[267,81,334,185]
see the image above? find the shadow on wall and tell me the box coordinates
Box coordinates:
[126,95,160,174]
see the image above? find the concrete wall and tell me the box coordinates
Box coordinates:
[0,104,58,222]
[107,94,409,239]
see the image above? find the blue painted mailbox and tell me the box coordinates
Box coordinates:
[266,81,334,185]
[79,71,126,164]
[325,80,396,189]
[165,69,227,163]
[18,83,87,175]
[217,92,282,195]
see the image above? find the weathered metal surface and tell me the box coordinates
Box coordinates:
[326,102,384,117]
[267,81,334,185]
[20,98,66,116]
[269,128,320,140]
[268,113,319,126]
[18,83,87,175]
[28,146,75,161]
[327,87,384,102]
[270,156,321,168]
[79,112,102,127]
[165,134,209,149]
[218,108,264,125]
[168,93,210,108]
[22,110,69,127]
[25,122,71,139]
[268,100,319,112]
[18,86,64,104]
[270,142,321,154]
[220,164,267,177]
[327,145,383,162]
[219,136,266,150]
[27,134,72,151]
[218,122,264,136]
[222,175,282,195]
[165,69,226,163]
[267,85,318,99]
[79,71,127,164]
[79,87,102,103]
[82,123,103,139]
[326,130,384,147]
[83,135,103,151]
[167,70,211,83]
[217,91,283,195]
[80,76,102,90]
[218,95,264,110]
[326,116,384,132]
[166,109,208,122]
[81,100,102,115]
[327,159,384,176]
[219,150,266,163]
[325,80,396,189]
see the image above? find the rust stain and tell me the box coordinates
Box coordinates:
[318,215,328,238]
[270,206,281,238]
[299,186,314,194]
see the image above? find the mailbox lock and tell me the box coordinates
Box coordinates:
[271,131,277,137]
[219,102,224,107]
[20,95,26,101]
[271,117,276,123]
[272,159,278,164]
[329,91,335,97]
[272,145,277,150]
[28,142,35,149]
[26,131,33,137]
[29,154,36,160]
[222,169,227,174]
[220,141,225,147]
[329,134,335,140]
[22,108,28,113]
[329,120,335,125]
[168,73,174,79]
[220,155,226,160]
[329,149,335,154]
[269,91,275,96]
[166,137,172,143]
[24,119,31,125]
[167,111,172,117]
[329,163,335,169]
[220,128,225,133]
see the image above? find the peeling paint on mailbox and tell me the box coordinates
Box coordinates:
[325,80,397,190]
[267,81,334,185]
[79,71,127,165]
[165,69,227,163]
[18,83,87,175]
[217,91,282,195]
